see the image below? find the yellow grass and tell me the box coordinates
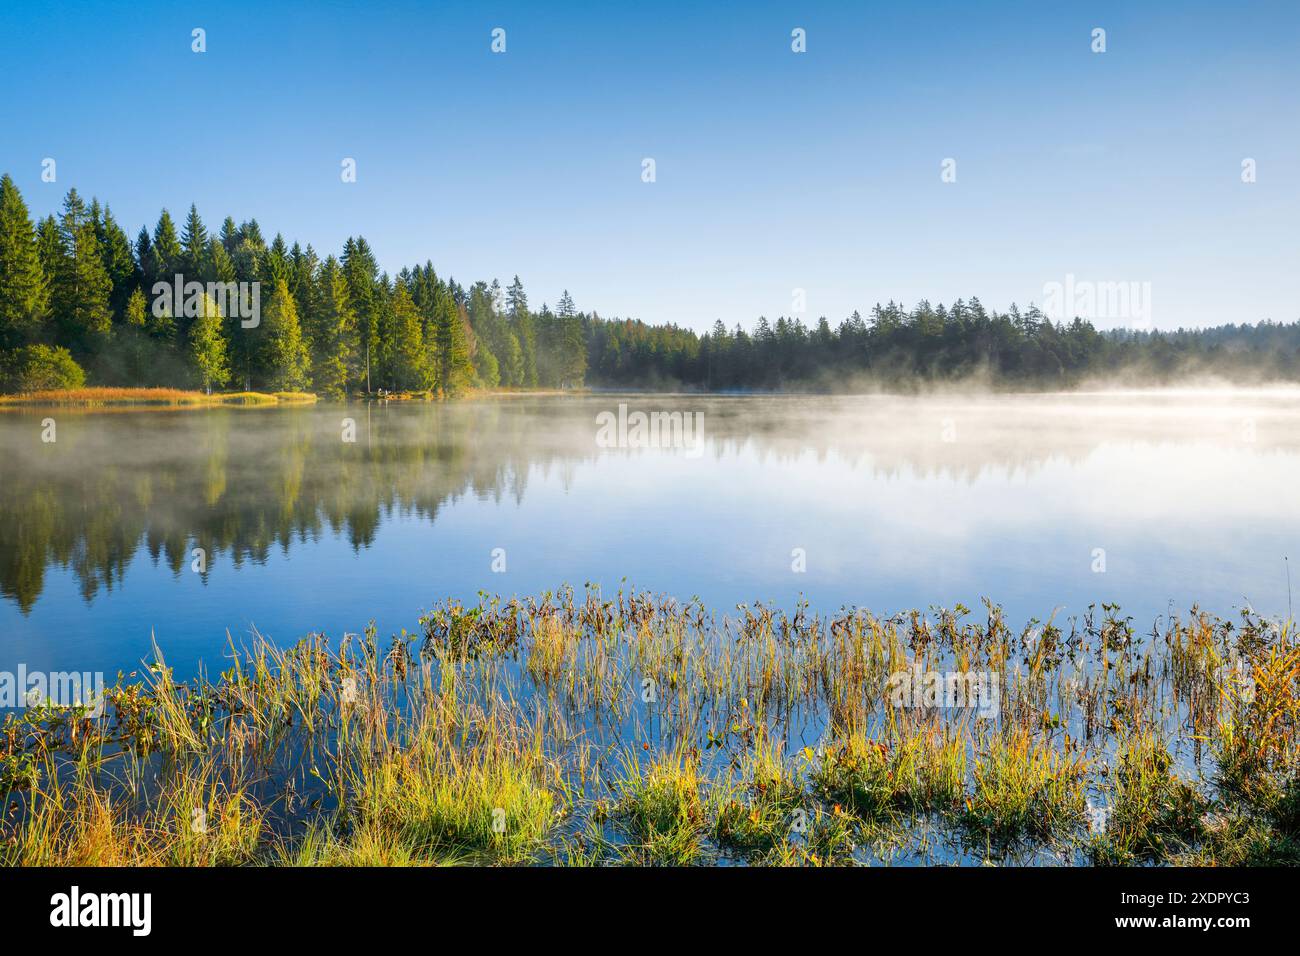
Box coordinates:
[0,387,317,408]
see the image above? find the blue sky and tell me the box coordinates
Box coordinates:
[2,0,1297,331]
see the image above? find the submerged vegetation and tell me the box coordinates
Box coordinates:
[2,588,1296,866]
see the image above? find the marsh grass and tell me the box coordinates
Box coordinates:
[339,704,561,864]
[1088,729,1206,865]
[712,734,804,855]
[0,387,316,408]
[959,728,1089,846]
[811,715,968,820]
[4,758,265,866]
[1,586,1295,866]
[610,748,709,865]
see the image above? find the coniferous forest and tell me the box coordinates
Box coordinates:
[1,173,1297,396]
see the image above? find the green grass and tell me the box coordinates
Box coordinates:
[960,728,1089,844]
[610,748,709,865]
[1088,729,1207,865]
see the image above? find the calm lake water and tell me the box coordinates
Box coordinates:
[2,390,1298,681]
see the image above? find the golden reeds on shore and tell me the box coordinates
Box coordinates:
[0,387,318,407]
[2,589,1296,866]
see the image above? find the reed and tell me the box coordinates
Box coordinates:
[1,587,1295,866]
[0,387,316,407]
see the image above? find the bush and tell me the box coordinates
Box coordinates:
[3,344,87,392]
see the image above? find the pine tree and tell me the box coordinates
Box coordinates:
[342,237,380,392]
[534,303,559,386]
[188,292,229,392]
[0,174,50,350]
[259,278,310,391]
[289,242,319,333]
[386,282,429,390]
[149,210,183,287]
[466,281,502,387]
[309,256,356,398]
[506,275,527,316]
[559,311,587,386]
[206,236,236,285]
[263,233,290,287]
[470,330,499,387]
[221,224,266,387]
[96,205,136,323]
[133,226,152,288]
[181,204,208,279]
[231,220,265,287]
[219,217,239,254]
[145,279,176,346]
[122,286,150,381]
[500,331,524,387]
[432,283,473,394]
[556,289,576,319]
[506,275,537,386]
[52,189,113,358]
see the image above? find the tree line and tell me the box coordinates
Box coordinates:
[0,175,585,396]
[585,307,1300,390]
[1,173,1296,395]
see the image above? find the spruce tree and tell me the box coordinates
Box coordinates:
[133,227,152,288]
[386,282,429,391]
[97,205,136,322]
[342,236,379,391]
[150,210,183,286]
[309,256,356,398]
[556,289,576,319]
[0,174,50,350]
[289,242,319,332]
[263,233,290,286]
[501,331,524,387]
[432,283,472,394]
[506,275,537,386]
[259,278,310,391]
[188,292,229,392]
[52,189,113,358]
[122,286,150,381]
[219,217,239,254]
[466,281,502,387]
[181,204,208,280]
[206,236,236,285]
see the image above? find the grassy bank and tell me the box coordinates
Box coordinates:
[0,386,574,408]
[2,589,1296,866]
[0,387,318,408]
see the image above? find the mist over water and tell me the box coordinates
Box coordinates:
[2,390,1297,680]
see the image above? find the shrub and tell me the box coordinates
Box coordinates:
[3,344,86,392]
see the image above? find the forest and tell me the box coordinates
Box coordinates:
[1,173,1297,396]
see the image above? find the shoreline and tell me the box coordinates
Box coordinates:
[5,383,1300,411]
[0,386,589,409]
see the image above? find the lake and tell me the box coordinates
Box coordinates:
[2,389,1297,682]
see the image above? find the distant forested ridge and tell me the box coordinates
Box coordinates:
[1,174,1296,396]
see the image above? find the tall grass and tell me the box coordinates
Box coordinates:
[1,587,1294,866]
[0,387,317,407]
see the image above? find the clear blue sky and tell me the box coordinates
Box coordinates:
[2,0,1297,331]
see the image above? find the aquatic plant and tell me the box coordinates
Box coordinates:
[1,588,1295,866]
